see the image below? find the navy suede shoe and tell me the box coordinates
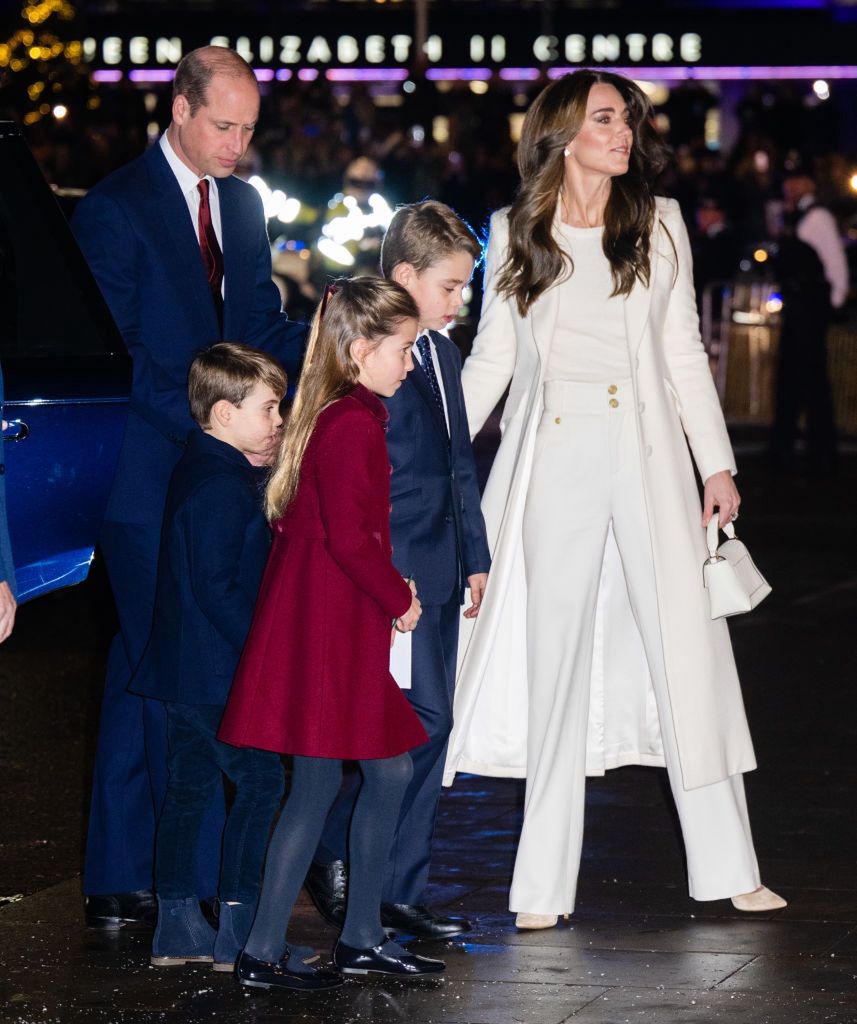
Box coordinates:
[212,902,256,972]
[151,896,215,966]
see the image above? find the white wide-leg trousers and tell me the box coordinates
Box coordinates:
[511,379,760,915]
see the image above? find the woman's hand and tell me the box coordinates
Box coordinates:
[396,594,422,633]
[702,470,741,529]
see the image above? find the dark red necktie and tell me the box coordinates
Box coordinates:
[197,178,224,332]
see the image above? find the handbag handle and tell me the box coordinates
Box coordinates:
[706,517,737,559]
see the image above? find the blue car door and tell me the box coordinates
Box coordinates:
[0,122,130,602]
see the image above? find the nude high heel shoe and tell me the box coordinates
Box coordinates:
[730,885,787,912]
[514,912,569,930]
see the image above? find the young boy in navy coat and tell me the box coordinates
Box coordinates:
[307,201,491,938]
[131,343,286,969]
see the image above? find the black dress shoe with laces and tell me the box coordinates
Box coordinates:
[380,902,471,939]
[304,859,347,927]
[84,889,158,930]
[333,937,445,976]
[236,951,343,992]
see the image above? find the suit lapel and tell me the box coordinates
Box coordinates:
[218,177,252,338]
[146,146,221,340]
[431,331,461,443]
[411,354,449,439]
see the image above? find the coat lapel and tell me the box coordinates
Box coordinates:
[146,146,220,340]
[623,208,661,357]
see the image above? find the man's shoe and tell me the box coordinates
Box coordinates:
[236,951,343,991]
[304,859,347,928]
[380,902,470,939]
[333,937,445,976]
[84,889,157,930]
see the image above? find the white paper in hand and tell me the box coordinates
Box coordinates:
[390,630,412,689]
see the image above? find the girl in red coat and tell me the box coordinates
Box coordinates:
[219,277,445,989]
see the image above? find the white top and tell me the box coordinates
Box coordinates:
[159,133,224,257]
[796,195,849,308]
[546,223,630,384]
[413,332,450,431]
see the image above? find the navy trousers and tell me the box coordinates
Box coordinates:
[83,521,224,897]
[316,593,460,904]
[156,703,283,902]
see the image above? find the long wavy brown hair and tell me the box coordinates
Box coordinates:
[497,69,672,317]
[265,277,418,521]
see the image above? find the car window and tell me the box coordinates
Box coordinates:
[0,124,123,360]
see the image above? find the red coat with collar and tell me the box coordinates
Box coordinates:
[218,384,428,759]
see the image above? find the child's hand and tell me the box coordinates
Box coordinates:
[463,572,488,619]
[396,594,422,632]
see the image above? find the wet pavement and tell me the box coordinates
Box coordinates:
[1,426,856,1023]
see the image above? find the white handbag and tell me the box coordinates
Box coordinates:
[702,518,772,619]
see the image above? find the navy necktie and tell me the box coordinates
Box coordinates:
[416,334,446,428]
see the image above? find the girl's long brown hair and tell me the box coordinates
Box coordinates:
[497,69,672,317]
[265,277,418,521]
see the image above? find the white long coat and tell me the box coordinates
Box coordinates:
[444,197,757,792]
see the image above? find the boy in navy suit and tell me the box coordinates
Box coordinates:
[132,343,286,969]
[307,201,491,938]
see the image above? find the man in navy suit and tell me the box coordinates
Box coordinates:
[308,201,490,938]
[72,46,305,927]
[0,362,16,644]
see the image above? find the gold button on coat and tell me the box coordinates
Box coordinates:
[609,398,619,408]
[554,416,561,424]
[607,384,618,395]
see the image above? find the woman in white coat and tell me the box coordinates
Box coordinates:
[444,70,785,928]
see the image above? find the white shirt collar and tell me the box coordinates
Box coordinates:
[160,131,215,198]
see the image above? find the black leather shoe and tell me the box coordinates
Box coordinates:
[236,951,343,992]
[304,859,347,927]
[84,889,157,930]
[334,937,445,976]
[380,902,471,939]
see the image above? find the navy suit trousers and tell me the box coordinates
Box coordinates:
[317,591,460,904]
[83,522,224,896]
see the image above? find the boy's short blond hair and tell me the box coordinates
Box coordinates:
[188,342,287,428]
[380,200,482,278]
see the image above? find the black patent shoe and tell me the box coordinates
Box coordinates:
[333,937,445,976]
[380,902,470,939]
[236,951,343,992]
[84,889,157,930]
[304,859,347,927]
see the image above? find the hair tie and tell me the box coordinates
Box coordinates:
[320,282,339,321]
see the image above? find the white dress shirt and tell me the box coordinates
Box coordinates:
[159,133,224,279]
[796,194,849,308]
[413,332,450,432]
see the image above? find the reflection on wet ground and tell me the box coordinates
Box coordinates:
[1,433,856,1022]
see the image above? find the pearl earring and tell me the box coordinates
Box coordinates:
[563,146,571,157]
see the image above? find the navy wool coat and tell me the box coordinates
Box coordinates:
[131,429,270,706]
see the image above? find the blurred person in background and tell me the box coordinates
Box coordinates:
[770,161,849,474]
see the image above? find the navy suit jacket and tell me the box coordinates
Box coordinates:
[0,363,15,597]
[72,142,306,527]
[383,330,490,607]
[130,429,270,705]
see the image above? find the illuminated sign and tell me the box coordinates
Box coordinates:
[83,31,703,68]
